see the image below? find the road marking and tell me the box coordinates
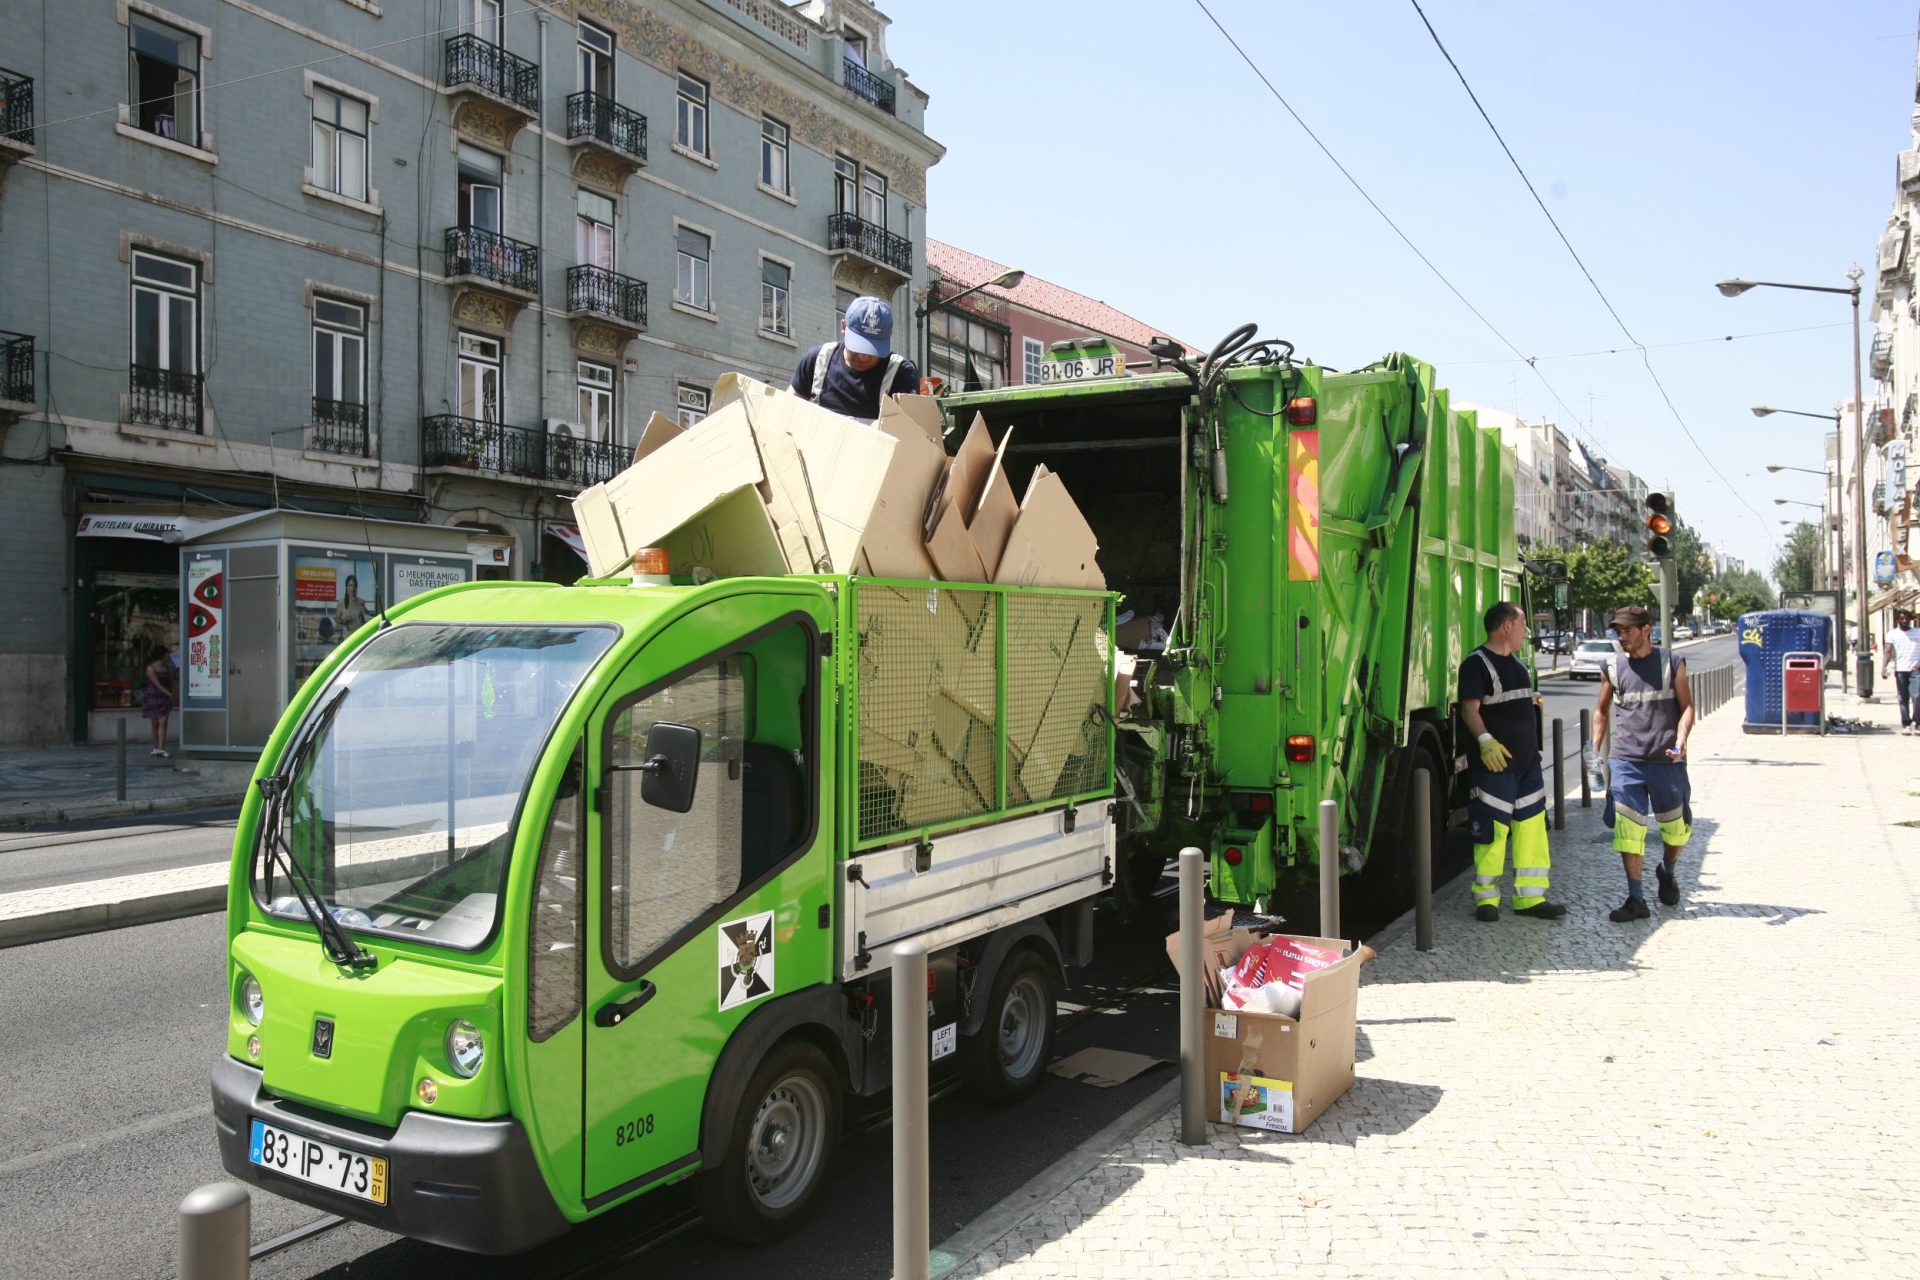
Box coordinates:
[0,1103,212,1177]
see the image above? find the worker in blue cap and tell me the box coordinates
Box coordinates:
[790,295,920,419]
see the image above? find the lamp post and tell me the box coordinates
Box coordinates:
[1721,270,1870,696]
[1767,462,1837,590]
[1760,417,1848,635]
[917,267,1025,390]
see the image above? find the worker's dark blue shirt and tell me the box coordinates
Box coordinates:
[789,344,918,419]
[1458,646,1540,772]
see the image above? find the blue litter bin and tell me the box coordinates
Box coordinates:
[1739,609,1833,733]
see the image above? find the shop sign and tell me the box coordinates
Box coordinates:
[1875,550,1898,585]
[78,514,202,541]
[184,550,226,704]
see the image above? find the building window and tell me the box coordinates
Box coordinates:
[834,154,858,216]
[577,359,614,442]
[861,170,887,228]
[676,226,710,311]
[760,116,789,193]
[676,382,708,429]
[928,310,1008,390]
[576,188,614,269]
[835,288,857,327]
[459,0,500,43]
[311,88,369,202]
[760,258,791,337]
[842,27,868,67]
[676,73,708,156]
[312,298,365,409]
[457,144,503,232]
[1022,336,1045,385]
[127,12,201,145]
[577,21,613,96]
[130,250,198,374]
[457,331,501,423]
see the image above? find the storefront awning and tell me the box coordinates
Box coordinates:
[547,523,587,563]
[75,514,207,542]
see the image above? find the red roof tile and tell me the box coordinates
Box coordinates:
[926,239,1200,354]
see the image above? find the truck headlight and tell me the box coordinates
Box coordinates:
[240,973,264,1027]
[445,1020,484,1078]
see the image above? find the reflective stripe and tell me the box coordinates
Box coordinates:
[1471,787,1515,815]
[1512,787,1547,810]
[1654,806,1686,823]
[1615,688,1677,706]
[1613,804,1648,827]
[1480,688,1534,705]
[1513,866,1550,880]
[1473,888,1499,903]
[811,342,837,399]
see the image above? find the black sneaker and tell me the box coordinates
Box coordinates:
[1609,897,1651,923]
[1656,863,1680,906]
[1475,904,1499,923]
[1515,901,1567,920]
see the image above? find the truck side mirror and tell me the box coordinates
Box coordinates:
[639,721,701,813]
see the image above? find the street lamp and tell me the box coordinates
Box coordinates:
[1774,498,1822,510]
[1719,268,1870,695]
[917,267,1026,388]
[1760,423,1847,604]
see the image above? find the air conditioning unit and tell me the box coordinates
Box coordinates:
[545,419,585,486]
[544,418,581,439]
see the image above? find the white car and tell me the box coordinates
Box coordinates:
[1569,639,1620,681]
[1673,625,1695,641]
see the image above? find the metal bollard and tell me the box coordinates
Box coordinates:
[178,1182,249,1280]
[1551,719,1565,832]
[117,717,128,802]
[891,941,929,1280]
[1413,768,1435,952]
[1178,847,1207,1145]
[1318,799,1340,939]
[1578,708,1592,808]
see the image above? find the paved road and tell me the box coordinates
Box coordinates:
[0,809,238,896]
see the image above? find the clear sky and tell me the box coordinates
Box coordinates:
[890,1,1919,579]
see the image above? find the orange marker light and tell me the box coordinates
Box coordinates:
[1285,735,1316,763]
[630,547,671,576]
[1285,397,1318,425]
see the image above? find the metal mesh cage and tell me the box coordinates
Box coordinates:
[1004,593,1110,806]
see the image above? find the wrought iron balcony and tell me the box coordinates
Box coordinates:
[128,364,203,434]
[0,332,32,405]
[444,34,539,114]
[567,264,647,328]
[0,67,32,147]
[422,414,624,488]
[446,226,539,296]
[827,212,912,278]
[842,58,895,115]
[310,397,369,456]
[566,92,647,164]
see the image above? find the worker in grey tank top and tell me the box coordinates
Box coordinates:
[1590,604,1696,922]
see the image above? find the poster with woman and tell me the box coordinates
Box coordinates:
[289,547,381,693]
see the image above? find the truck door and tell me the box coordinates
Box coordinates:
[580,595,831,1208]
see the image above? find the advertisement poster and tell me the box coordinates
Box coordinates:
[391,554,472,605]
[290,548,381,693]
[184,551,226,703]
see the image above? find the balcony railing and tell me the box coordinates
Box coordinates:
[0,332,32,404]
[422,414,624,487]
[446,226,539,295]
[843,58,895,115]
[567,264,647,327]
[444,34,539,114]
[827,212,912,276]
[566,92,647,164]
[0,67,32,147]
[128,365,203,433]
[310,397,369,456]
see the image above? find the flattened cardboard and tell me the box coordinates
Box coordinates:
[1009,606,1103,799]
[881,393,947,446]
[968,426,1021,577]
[631,411,685,465]
[862,400,949,579]
[995,466,1105,590]
[658,487,788,581]
[729,380,896,573]
[756,429,829,573]
[924,481,991,585]
[1048,1047,1168,1089]
[946,416,999,523]
[570,409,764,577]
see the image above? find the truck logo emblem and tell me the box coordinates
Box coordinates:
[718,912,775,1011]
[312,1017,335,1059]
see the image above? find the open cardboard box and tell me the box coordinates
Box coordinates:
[1167,918,1362,1134]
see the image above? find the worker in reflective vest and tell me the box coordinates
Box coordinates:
[1591,603,1695,922]
[1458,601,1567,921]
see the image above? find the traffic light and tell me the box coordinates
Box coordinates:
[1645,492,1674,559]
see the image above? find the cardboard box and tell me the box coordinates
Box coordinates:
[658,488,789,581]
[995,466,1105,591]
[572,412,765,576]
[631,411,685,464]
[862,397,949,579]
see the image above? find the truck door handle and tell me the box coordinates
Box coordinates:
[594,982,657,1027]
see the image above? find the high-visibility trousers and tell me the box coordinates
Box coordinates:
[1467,761,1551,909]
[1604,757,1692,857]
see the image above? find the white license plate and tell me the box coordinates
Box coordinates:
[931,1022,957,1062]
[250,1119,388,1205]
[1040,354,1124,383]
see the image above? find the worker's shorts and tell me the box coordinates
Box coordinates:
[1603,757,1692,856]
[1467,760,1546,847]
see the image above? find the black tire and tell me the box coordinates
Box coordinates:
[694,1038,841,1244]
[959,948,1057,1105]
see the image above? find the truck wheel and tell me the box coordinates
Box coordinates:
[959,949,1057,1105]
[695,1038,841,1243]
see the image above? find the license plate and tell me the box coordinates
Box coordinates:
[250,1119,388,1205]
[1040,354,1124,383]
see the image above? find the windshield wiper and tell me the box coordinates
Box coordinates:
[255,687,376,971]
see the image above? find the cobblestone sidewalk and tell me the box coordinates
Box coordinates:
[947,683,1920,1277]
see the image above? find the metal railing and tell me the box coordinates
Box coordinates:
[445,226,539,294]
[566,92,647,163]
[0,331,32,404]
[443,34,539,113]
[0,67,32,146]
[422,414,623,487]
[714,0,811,49]
[310,397,368,456]
[842,58,895,115]
[566,264,647,327]
[827,212,912,277]
[128,364,202,433]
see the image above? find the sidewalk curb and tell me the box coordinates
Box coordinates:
[0,790,244,829]
[0,882,227,949]
[930,1077,1180,1279]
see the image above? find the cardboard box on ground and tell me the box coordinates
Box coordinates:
[571,376,1112,832]
[1166,915,1364,1134]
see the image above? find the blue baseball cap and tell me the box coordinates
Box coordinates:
[842,295,893,357]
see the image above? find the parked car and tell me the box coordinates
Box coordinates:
[1713,620,1733,634]
[1673,624,1695,641]
[1569,638,1620,680]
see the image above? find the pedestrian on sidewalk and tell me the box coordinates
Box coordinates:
[140,644,176,759]
[788,295,919,420]
[1458,601,1567,921]
[1590,604,1696,921]
[1881,610,1920,733]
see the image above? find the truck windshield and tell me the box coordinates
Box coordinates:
[253,623,615,950]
